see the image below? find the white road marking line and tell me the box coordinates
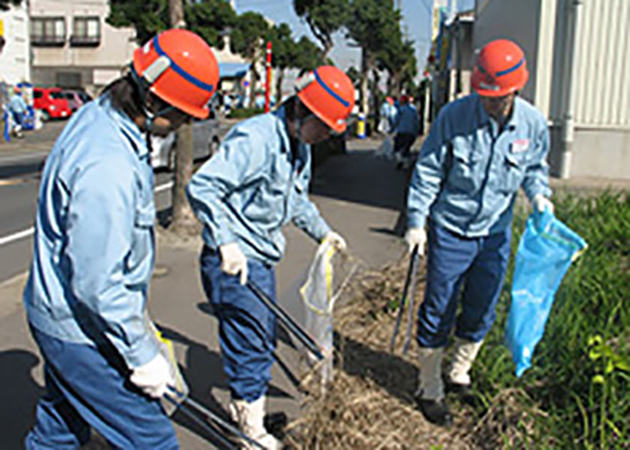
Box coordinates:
[155,181,174,193]
[0,227,35,246]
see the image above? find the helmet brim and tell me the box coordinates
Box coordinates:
[298,92,347,134]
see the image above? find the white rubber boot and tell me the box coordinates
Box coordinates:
[415,347,445,400]
[229,397,282,450]
[447,338,483,387]
[415,347,452,426]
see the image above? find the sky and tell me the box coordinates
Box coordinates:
[234,0,475,76]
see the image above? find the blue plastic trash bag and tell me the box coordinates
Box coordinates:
[505,209,588,377]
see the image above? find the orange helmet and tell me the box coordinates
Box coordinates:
[296,66,355,134]
[471,39,529,97]
[133,28,219,119]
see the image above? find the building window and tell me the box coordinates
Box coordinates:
[70,17,100,47]
[31,17,66,46]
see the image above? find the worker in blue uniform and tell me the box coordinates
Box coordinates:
[393,95,420,168]
[405,39,554,426]
[187,66,355,449]
[23,29,219,449]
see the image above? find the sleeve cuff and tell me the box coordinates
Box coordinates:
[407,214,427,230]
[121,331,160,369]
[311,219,331,242]
[215,225,238,247]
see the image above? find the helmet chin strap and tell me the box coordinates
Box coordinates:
[130,64,177,154]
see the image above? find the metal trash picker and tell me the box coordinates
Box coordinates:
[165,388,268,450]
[247,280,325,362]
[150,319,267,449]
[389,245,420,353]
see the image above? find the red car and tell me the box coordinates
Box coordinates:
[33,87,72,120]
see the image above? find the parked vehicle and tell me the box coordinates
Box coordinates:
[63,89,93,112]
[33,87,72,120]
[150,116,228,170]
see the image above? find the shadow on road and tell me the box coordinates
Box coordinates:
[158,324,295,448]
[0,349,44,449]
[0,159,45,180]
[311,151,411,212]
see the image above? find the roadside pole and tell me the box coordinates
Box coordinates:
[265,41,272,113]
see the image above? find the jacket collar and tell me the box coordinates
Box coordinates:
[273,105,309,166]
[475,93,520,132]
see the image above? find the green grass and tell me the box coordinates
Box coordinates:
[227,107,266,119]
[472,192,629,449]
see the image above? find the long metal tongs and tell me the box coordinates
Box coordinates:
[389,245,420,353]
[165,387,267,450]
[247,280,325,361]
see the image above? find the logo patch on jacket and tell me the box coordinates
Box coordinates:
[511,138,530,154]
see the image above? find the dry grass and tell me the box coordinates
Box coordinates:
[286,258,476,449]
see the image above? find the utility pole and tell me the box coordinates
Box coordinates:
[168,0,197,233]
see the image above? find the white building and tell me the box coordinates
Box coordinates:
[0,3,30,85]
[474,0,630,180]
[29,0,136,93]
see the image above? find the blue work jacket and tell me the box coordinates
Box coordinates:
[394,103,420,136]
[187,107,330,264]
[407,94,552,237]
[9,94,27,113]
[380,102,397,125]
[24,96,159,368]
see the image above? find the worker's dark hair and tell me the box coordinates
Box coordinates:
[283,95,313,122]
[101,72,144,119]
[100,69,170,120]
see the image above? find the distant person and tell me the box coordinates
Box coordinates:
[378,96,397,134]
[223,92,233,115]
[9,86,27,138]
[254,92,266,110]
[23,29,219,449]
[187,66,354,449]
[393,95,420,168]
[405,39,553,427]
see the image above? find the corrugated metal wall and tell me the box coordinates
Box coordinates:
[573,0,630,128]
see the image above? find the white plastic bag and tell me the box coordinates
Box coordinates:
[300,241,337,387]
[375,135,394,159]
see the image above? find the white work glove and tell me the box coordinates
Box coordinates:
[532,194,554,214]
[130,353,175,399]
[219,242,248,285]
[405,227,427,255]
[323,231,347,252]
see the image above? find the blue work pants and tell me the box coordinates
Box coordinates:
[25,326,178,450]
[394,133,416,158]
[200,247,277,402]
[416,223,512,348]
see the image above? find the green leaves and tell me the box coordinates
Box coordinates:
[186,0,237,49]
[229,11,269,59]
[588,334,630,379]
[108,0,236,46]
[294,0,349,55]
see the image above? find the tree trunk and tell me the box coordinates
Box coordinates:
[169,0,197,233]
[360,49,370,120]
[169,0,185,29]
[248,55,258,108]
[372,67,380,126]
